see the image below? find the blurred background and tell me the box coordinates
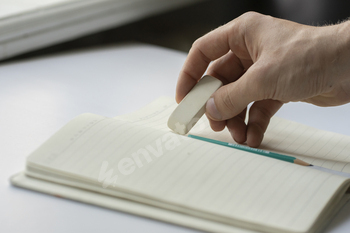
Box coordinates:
[3,0,350,61]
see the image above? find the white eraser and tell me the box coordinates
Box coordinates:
[168,75,222,134]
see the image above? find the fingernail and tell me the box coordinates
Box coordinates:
[206,98,222,120]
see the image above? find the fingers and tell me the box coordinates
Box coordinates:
[176,18,247,103]
[226,109,247,144]
[206,64,267,121]
[207,51,253,84]
[208,99,282,147]
[207,116,226,132]
[176,27,230,103]
[205,51,253,138]
[246,99,283,147]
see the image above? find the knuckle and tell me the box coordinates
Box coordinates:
[237,12,273,33]
[191,38,202,51]
[227,11,262,33]
[190,37,212,64]
[226,21,241,40]
[240,11,262,23]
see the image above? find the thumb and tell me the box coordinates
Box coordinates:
[206,66,268,121]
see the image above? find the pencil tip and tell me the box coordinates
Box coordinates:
[294,158,311,166]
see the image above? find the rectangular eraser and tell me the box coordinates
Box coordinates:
[168,75,222,134]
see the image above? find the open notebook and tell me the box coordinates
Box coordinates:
[11,97,350,233]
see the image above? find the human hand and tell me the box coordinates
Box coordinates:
[176,12,350,147]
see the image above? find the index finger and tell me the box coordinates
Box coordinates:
[176,25,232,103]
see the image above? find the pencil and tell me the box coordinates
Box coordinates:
[188,134,311,166]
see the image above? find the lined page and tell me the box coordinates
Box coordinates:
[27,107,349,233]
[260,118,350,172]
[192,117,350,173]
[114,97,350,173]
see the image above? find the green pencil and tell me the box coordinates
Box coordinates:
[188,134,311,166]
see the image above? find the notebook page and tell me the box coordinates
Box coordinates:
[260,118,350,172]
[27,111,350,233]
[113,96,176,130]
[192,117,350,173]
[11,172,260,233]
[114,97,350,173]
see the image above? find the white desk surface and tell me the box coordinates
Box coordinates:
[0,43,349,233]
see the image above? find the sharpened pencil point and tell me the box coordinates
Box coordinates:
[294,158,311,167]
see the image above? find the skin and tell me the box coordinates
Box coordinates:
[176,12,350,147]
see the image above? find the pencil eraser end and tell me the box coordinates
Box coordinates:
[167,75,222,134]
